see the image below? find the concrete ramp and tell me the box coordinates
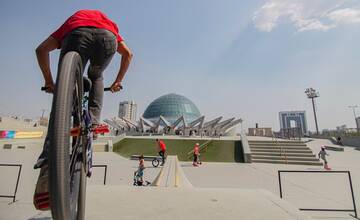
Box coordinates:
[151,155,193,188]
[84,186,312,220]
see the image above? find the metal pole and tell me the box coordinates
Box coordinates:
[312,98,319,135]
[278,171,283,198]
[348,171,358,218]
[104,165,107,185]
[352,107,359,133]
[13,165,22,203]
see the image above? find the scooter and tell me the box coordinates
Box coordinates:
[133,170,151,186]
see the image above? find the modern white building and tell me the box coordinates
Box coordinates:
[279,111,308,136]
[118,101,137,122]
[106,94,241,137]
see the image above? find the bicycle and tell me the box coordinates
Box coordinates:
[41,51,113,220]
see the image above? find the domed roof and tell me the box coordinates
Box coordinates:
[143,93,201,123]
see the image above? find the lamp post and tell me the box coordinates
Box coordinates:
[348,105,359,132]
[239,118,243,132]
[305,88,320,135]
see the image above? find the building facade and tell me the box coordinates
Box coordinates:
[118,101,137,122]
[279,111,308,136]
[248,127,273,137]
[143,93,201,124]
[106,93,241,137]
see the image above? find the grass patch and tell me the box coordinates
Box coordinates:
[113,138,243,162]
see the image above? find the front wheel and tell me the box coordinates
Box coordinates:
[152,158,160,167]
[48,51,85,220]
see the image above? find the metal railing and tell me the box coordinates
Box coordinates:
[278,170,357,218]
[92,165,108,185]
[0,164,22,202]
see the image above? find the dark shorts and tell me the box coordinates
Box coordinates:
[59,27,118,125]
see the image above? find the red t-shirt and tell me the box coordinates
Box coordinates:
[51,10,123,44]
[158,140,166,151]
[194,146,199,155]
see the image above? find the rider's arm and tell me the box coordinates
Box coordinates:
[36,36,60,93]
[111,41,133,92]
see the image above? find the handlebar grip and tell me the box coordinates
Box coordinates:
[104,85,123,91]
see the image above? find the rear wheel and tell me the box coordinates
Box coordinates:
[48,51,86,220]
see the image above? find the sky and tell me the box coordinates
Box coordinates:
[0,0,360,132]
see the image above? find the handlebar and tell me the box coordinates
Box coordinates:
[104,85,123,91]
[42,86,123,91]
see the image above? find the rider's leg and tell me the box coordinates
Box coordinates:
[159,150,165,165]
[88,29,117,126]
[34,28,92,169]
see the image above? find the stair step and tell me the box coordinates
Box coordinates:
[251,159,323,166]
[250,146,309,150]
[252,156,319,162]
[251,149,313,153]
[249,142,306,147]
[251,152,315,157]
[248,141,305,144]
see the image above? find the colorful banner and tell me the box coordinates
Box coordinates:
[0,130,43,139]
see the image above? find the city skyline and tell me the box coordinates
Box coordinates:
[1,0,360,131]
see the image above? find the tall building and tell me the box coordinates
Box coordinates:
[118,101,137,122]
[356,117,360,132]
[279,111,308,136]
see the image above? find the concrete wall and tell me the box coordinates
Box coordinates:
[240,132,252,163]
[327,136,360,148]
[340,137,360,148]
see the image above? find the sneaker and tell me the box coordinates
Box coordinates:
[33,165,50,211]
[34,147,48,169]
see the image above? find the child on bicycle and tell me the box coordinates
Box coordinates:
[156,139,166,166]
[33,9,132,210]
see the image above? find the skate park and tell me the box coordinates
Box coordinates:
[1,116,360,220]
[2,1,360,219]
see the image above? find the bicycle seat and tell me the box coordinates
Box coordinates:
[83,77,92,93]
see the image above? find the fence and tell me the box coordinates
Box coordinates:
[278,170,357,218]
[0,164,22,202]
[92,165,108,185]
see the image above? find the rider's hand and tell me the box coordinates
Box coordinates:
[44,81,55,93]
[110,81,122,93]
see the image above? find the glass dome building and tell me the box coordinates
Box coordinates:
[143,93,201,124]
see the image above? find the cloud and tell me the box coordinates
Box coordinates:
[253,0,360,32]
[328,8,360,24]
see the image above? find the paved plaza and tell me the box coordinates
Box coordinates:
[0,136,359,219]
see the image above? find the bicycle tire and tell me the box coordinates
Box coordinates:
[48,51,85,220]
[152,158,160,167]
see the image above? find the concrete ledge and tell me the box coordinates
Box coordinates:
[240,132,252,163]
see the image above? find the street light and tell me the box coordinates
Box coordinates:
[239,118,243,132]
[348,105,359,132]
[305,88,320,135]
